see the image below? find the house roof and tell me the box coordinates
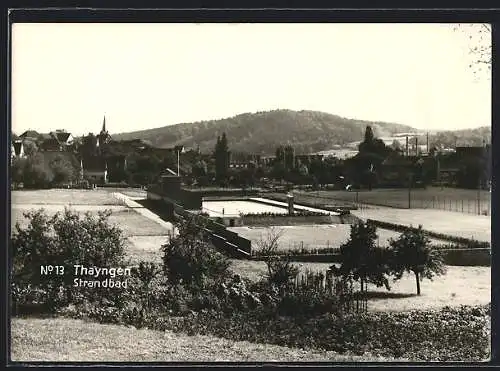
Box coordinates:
[53,131,72,143]
[20,130,40,139]
[12,141,23,156]
[40,137,61,149]
[38,133,53,141]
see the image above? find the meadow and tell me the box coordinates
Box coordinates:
[10,318,403,362]
[229,259,491,312]
[351,208,490,242]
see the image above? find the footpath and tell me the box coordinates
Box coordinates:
[112,192,176,233]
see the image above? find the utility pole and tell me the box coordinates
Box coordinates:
[477,176,481,215]
[177,150,180,176]
[408,172,413,209]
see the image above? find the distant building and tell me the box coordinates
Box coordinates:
[81,155,108,184]
[11,140,25,159]
[19,130,40,142]
[259,155,276,167]
[33,130,76,152]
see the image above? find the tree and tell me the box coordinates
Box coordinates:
[364,125,375,143]
[329,220,390,293]
[11,157,27,185]
[257,227,299,292]
[23,153,54,189]
[455,24,491,79]
[391,140,402,151]
[214,133,230,185]
[192,160,208,179]
[49,155,75,184]
[23,141,38,157]
[161,216,231,288]
[81,133,98,156]
[276,145,295,171]
[388,225,447,295]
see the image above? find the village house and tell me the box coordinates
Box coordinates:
[11,140,25,160]
[81,155,108,184]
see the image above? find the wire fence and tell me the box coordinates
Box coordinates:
[290,190,491,216]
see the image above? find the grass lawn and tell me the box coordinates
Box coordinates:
[108,211,170,237]
[297,187,491,214]
[125,236,167,264]
[12,189,124,206]
[11,206,168,237]
[351,208,490,242]
[10,317,402,362]
[229,225,443,251]
[230,260,490,312]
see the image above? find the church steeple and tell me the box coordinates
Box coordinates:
[98,114,111,148]
[101,115,107,134]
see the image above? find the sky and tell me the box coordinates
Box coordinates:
[11,23,491,136]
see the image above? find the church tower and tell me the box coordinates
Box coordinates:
[97,115,111,147]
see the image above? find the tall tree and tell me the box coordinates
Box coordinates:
[49,155,76,184]
[330,220,391,293]
[23,153,54,189]
[364,125,374,143]
[388,225,447,295]
[214,133,230,185]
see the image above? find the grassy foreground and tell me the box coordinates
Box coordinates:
[10,317,402,363]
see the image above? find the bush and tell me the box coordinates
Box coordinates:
[256,228,300,291]
[75,301,489,361]
[161,216,231,288]
[11,208,127,314]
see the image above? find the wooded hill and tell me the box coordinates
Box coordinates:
[112,109,415,155]
[81,109,489,155]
